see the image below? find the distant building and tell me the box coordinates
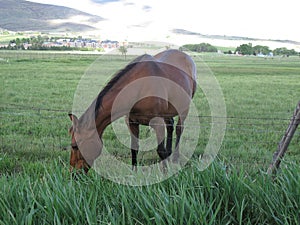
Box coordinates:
[23,43,32,49]
[257,52,265,57]
[101,40,119,49]
[0,44,8,48]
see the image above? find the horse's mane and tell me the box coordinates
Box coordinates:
[94,61,138,118]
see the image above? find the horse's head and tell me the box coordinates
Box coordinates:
[68,114,102,174]
[69,114,90,173]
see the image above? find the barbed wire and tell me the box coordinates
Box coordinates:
[1,103,294,121]
[0,115,293,135]
[1,103,69,113]
[1,104,300,137]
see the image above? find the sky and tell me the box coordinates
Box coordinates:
[27,0,299,43]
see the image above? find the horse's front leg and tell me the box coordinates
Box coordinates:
[127,118,139,171]
[150,117,170,160]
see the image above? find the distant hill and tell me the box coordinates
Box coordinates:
[0,0,104,32]
[172,29,300,46]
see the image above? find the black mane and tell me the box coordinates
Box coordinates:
[94,62,138,118]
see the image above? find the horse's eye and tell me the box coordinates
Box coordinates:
[71,144,79,150]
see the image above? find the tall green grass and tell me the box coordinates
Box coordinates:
[0,52,299,224]
[1,160,299,224]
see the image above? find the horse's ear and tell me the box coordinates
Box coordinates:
[68,113,74,121]
[68,113,79,125]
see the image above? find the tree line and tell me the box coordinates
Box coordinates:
[181,43,218,53]
[2,36,299,57]
[235,43,298,56]
[0,35,93,51]
[181,42,299,56]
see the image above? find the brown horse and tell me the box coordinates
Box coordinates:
[69,49,197,173]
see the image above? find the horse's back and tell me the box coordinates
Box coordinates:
[153,49,196,81]
[130,54,156,64]
[130,49,196,82]
[126,49,197,100]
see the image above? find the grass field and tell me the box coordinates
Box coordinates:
[0,50,300,224]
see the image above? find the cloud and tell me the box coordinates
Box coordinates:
[123,2,135,6]
[91,0,120,3]
[142,5,151,12]
[128,21,152,28]
[26,0,300,42]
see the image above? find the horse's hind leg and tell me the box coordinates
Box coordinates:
[165,117,174,157]
[127,118,139,171]
[173,113,187,163]
[150,117,170,160]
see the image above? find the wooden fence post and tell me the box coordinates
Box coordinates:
[267,101,300,175]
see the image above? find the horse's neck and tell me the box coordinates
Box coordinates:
[94,88,124,138]
[77,98,112,139]
[95,109,112,138]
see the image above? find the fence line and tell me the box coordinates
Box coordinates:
[1,103,294,122]
[1,115,295,135]
[2,103,300,136]
[1,103,69,113]
[2,104,300,138]
[2,103,299,169]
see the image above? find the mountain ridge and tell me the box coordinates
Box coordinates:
[0,0,103,32]
[172,29,300,46]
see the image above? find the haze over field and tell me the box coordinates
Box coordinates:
[1,0,299,49]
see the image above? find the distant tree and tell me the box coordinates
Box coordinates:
[181,44,196,51]
[273,47,298,56]
[223,50,233,54]
[21,38,30,43]
[289,49,298,55]
[15,38,21,46]
[273,47,287,56]
[235,43,253,55]
[182,43,217,53]
[37,35,43,44]
[119,46,128,59]
[253,45,270,55]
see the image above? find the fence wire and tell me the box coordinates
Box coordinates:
[1,103,300,137]
[1,103,299,169]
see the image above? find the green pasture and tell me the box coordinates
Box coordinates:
[0,51,299,224]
